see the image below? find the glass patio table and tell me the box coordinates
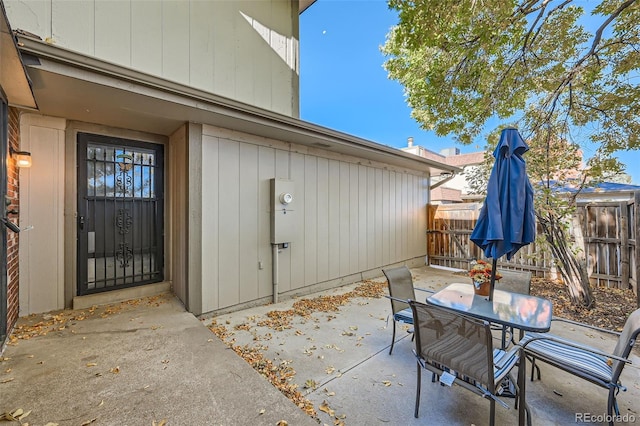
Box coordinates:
[427,282,552,426]
[426,282,553,333]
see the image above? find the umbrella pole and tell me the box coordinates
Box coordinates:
[489,258,498,301]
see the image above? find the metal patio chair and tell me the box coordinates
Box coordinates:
[382,266,433,354]
[495,269,533,347]
[520,308,640,426]
[409,300,524,426]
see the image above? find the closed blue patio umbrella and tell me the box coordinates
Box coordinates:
[470,128,536,300]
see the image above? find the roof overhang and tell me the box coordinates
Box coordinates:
[16,36,458,177]
[299,0,317,13]
[0,3,36,108]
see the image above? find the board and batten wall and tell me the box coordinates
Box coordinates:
[5,0,300,116]
[190,124,429,315]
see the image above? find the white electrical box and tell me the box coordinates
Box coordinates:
[270,178,295,244]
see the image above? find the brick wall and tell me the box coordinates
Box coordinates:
[6,107,20,334]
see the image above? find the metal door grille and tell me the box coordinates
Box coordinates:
[77,133,164,295]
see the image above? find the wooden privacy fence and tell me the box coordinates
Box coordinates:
[574,196,639,295]
[427,196,640,301]
[427,203,548,277]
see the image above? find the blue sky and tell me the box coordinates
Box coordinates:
[299,0,640,184]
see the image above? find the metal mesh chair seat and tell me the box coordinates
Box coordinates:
[423,347,519,393]
[520,333,613,384]
[409,300,522,426]
[393,307,413,325]
[520,308,640,426]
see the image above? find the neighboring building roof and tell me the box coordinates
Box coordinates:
[546,180,640,193]
[401,142,484,168]
[543,180,640,203]
[401,140,485,203]
[445,151,485,167]
[431,186,462,203]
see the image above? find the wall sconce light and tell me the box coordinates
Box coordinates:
[10,147,32,168]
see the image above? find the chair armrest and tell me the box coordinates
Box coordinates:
[495,345,521,370]
[520,334,631,365]
[414,287,436,294]
[550,317,621,336]
[385,295,412,304]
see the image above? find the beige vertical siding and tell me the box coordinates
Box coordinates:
[5,0,299,116]
[18,115,66,315]
[199,125,428,312]
[169,125,188,305]
[257,146,276,298]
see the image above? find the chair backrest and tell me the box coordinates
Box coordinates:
[495,269,532,295]
[611,308,640,380]
[409,300,495,392]
[383,266,416,315]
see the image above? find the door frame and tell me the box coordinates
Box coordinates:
[76,132,165,296]
[0,90,9,344]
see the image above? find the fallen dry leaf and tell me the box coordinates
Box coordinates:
[204,280,388,421]
[110,366,120,374]
[86,363,97,367]
[1,377,15,384]
[17,410,31,420]
[530,277,636,332]
[80,418,97,426]
[319,401,335,416]
[0,412,15,421]
[276,421,288,426]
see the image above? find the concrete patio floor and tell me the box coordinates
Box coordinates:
[1,265,638,425]
[210,265,640,426]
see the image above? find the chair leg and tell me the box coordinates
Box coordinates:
[389,320,396,355]
[529,356,540,381]
[489,398,496,426]
[607,388,618,426]
[415,362,421,418]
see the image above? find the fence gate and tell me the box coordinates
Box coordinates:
[77,133,164,296]
[576,200,637,293]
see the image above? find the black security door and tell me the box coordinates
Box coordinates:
[77,133,164,295]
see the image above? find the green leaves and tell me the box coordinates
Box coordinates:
[382,0,640,179]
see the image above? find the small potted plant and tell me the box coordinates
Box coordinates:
[469,260,501,296]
